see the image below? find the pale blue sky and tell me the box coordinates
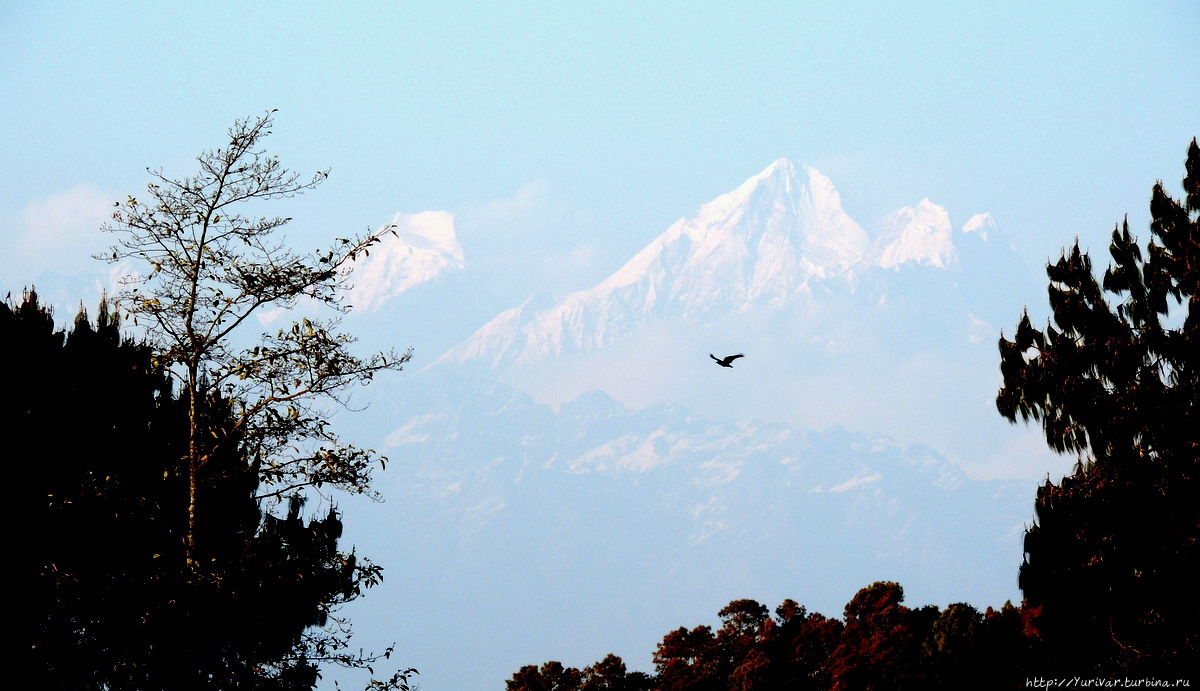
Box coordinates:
[5,3,1198,688]
[3,1,1197,306]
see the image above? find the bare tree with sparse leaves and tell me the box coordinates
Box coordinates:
[100,110,411,570]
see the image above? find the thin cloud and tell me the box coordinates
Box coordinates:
[478,179,552,225]
[16,183,114,275]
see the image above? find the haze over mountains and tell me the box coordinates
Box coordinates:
[320,159,1060,688]
[6,156,1063,689]
[349,158,1048,475]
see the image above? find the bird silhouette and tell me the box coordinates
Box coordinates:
[710,353,744,368]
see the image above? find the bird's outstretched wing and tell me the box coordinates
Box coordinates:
[710,353,745,367]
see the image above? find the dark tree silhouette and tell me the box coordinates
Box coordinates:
[506,655,654,691]
[997,139,1200,674]
[507,661,584,691]
[716,599,771,685]
[826,582,938,691]
[653,625,722,691]
[580,655,655,691]
[773,602,844,691]
[509,585,1039,690]
[8,291,412,690]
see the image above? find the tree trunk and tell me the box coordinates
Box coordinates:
[186,366,199,573]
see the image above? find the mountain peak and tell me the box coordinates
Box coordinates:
[962,212,995,240]
[345,211,465,311]
[874,199,956,270]
[752,157,799,185]
[438,159,874,368]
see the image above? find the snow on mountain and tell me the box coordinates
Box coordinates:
[434,159,1017,372]
[367,371,1030,590]
[962,212,995,240]
[874,199,957,270]
[344,210,464,311]
[437,159,871,366]
[385,376,992,503]
[413,157,1048,477]
[952,209,1037,330]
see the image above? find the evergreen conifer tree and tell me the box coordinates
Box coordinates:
[7,291,411,690]
[997,139,1199,674]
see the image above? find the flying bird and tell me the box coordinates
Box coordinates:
[710,353,744,368]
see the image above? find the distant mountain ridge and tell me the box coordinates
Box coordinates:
[344,370,1034,686]
[375,371,1029,583]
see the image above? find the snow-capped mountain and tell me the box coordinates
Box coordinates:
[874,199,956,270]
[326,158,1056,689]
[436,159,994,369]
[962,212,996,240]
[437,161,864,366]
[345,210,465,311]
